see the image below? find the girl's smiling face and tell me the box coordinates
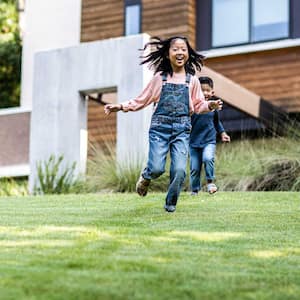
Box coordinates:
[168,38,189,72]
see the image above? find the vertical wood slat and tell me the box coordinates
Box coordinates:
[81,0,124,42]
[87,99,116,158]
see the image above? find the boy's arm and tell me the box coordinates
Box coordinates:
[214,110,231,142]
[213,110,224,133]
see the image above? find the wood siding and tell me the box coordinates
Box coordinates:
[81,0,196,47]
[87,99,116,157]
[206,47,300,113]
[142,0,194,46]
[81,0,124,42]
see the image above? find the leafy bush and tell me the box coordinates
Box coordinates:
[34,155,81,195]
[0,0,22,108]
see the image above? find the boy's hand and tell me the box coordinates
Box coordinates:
[209,99,223,110]
[221,132,231,143]
[104,104,122,115]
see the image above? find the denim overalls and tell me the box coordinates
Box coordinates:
[142,73,191,207]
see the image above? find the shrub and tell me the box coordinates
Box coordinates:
[0,177,28,196]
[85,143,144,193]
[247,159,300,191]
[0,0,22,108]
[34,155,81,195]
[216,136,300,191]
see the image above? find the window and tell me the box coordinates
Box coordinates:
[252,0,289,42]
[212,0,289,47]
[124,0,141,36]
[213,0,249,47]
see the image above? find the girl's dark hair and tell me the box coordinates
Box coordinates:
[140,36,205,76]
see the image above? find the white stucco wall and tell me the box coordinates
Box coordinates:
[29,34,153,192]
[21,0,82,109]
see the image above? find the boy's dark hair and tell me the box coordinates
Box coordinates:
[199,76,214,88]
[140,36,205,76]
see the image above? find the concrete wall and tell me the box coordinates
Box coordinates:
[30,34,153,191]
[21,0,82,109]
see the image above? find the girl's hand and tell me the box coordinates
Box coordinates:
[104,104,122,115]
[209,99,223,111]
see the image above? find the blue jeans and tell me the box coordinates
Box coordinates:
[142,118,191,206]
[189,143,216,192]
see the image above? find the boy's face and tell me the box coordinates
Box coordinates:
[201,83,214,101]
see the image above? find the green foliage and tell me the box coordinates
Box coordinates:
[34,155,80,195]
[0,177,28,196]
[0,0,22,108]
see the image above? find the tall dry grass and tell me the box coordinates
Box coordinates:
[216,136,300,191]
[84,135,300,192]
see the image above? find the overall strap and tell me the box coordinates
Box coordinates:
[185,73,191,85]
[161,73,168,85]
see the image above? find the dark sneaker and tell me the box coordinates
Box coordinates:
[136,175,151,197]
[190,191,198,196]
[164,204,176,213]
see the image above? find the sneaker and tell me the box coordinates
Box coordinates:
[190,191,198,196]
[164,204,176,213]
[136,175,151,197]
[207,183,217,194]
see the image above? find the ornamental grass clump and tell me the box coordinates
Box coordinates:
[34,155,80,195]
[86,142,144,193]
[247,158,300,191]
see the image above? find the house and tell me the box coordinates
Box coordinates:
[80,0,300,136]
[1,0,299,178]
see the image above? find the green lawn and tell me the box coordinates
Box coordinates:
[0,192,299,300]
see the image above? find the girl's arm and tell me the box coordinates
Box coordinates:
[104,74,161,115]
[104,103,123,115]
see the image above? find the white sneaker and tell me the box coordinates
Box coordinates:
[207,183,217,194]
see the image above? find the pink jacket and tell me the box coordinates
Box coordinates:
[121,73,210,115]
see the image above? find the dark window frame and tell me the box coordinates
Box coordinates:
[197,0,297,51]
[290,0,300,38]
[124,0,142,36]
[212,0,290,48]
